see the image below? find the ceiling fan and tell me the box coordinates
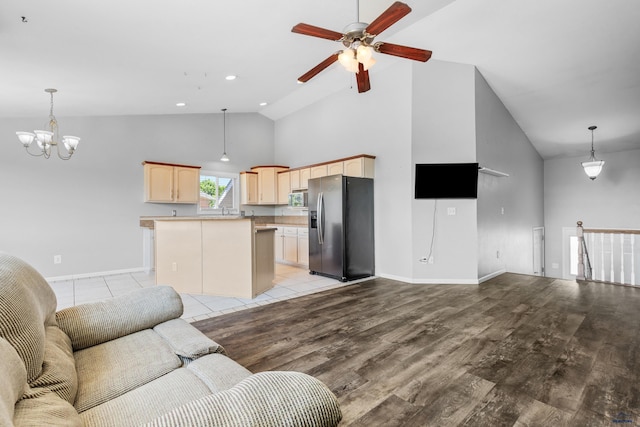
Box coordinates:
[291,1,432,93]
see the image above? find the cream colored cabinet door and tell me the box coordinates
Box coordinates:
[297,229,309,266]
[257,167,277,204]
[299,168,311,189]
[344,157,375,178]
[283,235,298,263]
[327,162,344,176]
[277,171,291,205]
[174,167,200,203]
[310,165,327,179]
[290,170,301,190]
[274,228,284,262]
[144,163,174,202]
[240,172,258,205]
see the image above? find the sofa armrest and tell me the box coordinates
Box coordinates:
[153,318,225,361]
[56,286,183,350]
[145,371,342,427]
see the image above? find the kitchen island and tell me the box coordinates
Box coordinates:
[141,217,275,299]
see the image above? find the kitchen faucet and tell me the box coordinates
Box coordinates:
[221,207,227,216]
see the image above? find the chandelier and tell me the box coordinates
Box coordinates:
[581,125,604,180]
[16,88,80,160]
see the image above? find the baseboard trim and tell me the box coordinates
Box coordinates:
[46,267,146,283]
[377,272,480,285]
[478,269,507,283]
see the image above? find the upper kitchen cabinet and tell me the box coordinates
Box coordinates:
[310,165,327,179]
[240,171,258,205]
[251,166,288,205]
[344,155,375,178]
[143,161,200,204]
[277,171,291,205]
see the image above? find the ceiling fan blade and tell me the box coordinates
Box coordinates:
[365,2,412,36]
[297,53,340,83]
[356,63,371,93]
[375,42,432,62]
[291,23,344,41]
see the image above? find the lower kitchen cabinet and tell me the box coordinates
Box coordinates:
[271,225,309,267]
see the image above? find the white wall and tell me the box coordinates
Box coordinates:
[410,60,479,283]
[275,61,415,280]
[544,148,640,278]
[0,113,274,277]
[474,70,545,278]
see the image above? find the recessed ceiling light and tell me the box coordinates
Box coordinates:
[259,102,268,107]
[176,102,187,107]
[225,75,237,81]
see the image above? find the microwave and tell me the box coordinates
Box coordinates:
[288,192,308,208]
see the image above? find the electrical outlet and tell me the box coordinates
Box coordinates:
[172,262,177,272]
[53,255,62,264]
[447,207,456,216]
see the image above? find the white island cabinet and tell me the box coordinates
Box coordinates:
[153,217,275,299]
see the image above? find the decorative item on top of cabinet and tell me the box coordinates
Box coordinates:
[143,161,201,204]
[251,166,289,205]
[277,171,291,205]
[240,171,258,205]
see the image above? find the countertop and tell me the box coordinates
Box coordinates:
[140,215,251,229]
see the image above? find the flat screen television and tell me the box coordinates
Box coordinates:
[415,163,479,199]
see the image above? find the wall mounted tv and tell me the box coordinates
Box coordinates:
[415,163,479,199]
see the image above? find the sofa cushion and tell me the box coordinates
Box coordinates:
[56,285,183,351]
[13,388,82,427]
[74,329,181,413]
[187,353,252,393]
[0,253,58,382]
[0,337,27,427]
[153,318,225,360]
[79,368,212,427]
[28,326,77,404]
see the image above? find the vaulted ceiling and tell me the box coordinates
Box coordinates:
[2,0,639,159]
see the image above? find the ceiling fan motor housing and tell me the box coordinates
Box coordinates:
[341,22,375,47]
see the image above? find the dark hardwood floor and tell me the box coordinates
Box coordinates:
[193,273,640,426]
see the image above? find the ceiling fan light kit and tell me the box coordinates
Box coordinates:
[292,1,432,93]
[581,125,604,180]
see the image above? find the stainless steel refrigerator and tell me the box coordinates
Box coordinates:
[308,175,374,281]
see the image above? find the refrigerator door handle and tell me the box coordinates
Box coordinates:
[317,191,324,245]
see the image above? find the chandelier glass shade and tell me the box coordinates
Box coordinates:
[220,108,230,162]
[581,125,604,180]
[16,89,80,160]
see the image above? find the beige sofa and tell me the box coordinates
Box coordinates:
[0,253,341,426]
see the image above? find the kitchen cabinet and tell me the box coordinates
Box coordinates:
[327,161,344,176]
[300,168,311,189]
[310,165,327,179]
[297,228,309,266]
[143,161,200,204]
[251,166,288,205]
[277,171,291,205]
[283,227,299,264]
[344,156,375,178]
[240,172,258,205]
[290,170,300,190]
[274,227,284,262]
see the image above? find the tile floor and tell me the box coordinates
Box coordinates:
[48,264,363,323]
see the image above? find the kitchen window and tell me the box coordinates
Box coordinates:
[199,171,239,214]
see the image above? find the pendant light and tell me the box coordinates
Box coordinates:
[581,125,604,180]
[220,108,230,162]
